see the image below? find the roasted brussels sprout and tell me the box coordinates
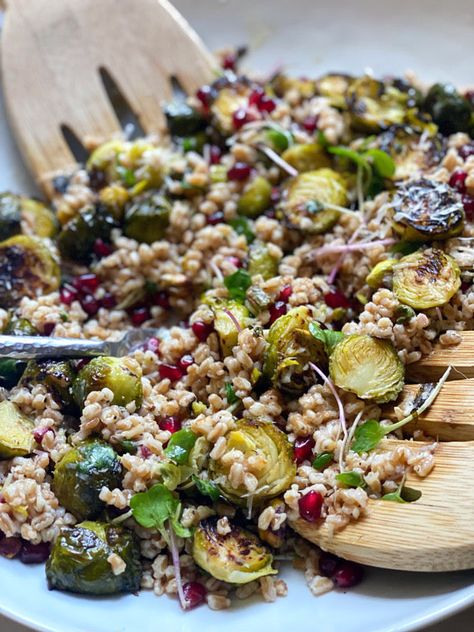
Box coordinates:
[209,299,250,356]
[263,306,327,395]
[211,87,249,133]
[347,76,407,131]
[392,248,461,309]
[0,317,38,388]
[57,204,118,264]
[21,360,76,411]
[46,521,141,595]
[0,193,58,240]
[423,83,472,135]
[236,176,272,218]
[3,316,38,336]
[315,73,353,108]
[72,356,143,409]
[247,240,279,280]
[391,178,464,241]
[271,75,316,99]
[53,440,123,520]
[123,192,171,243]
[329,334,404,403]
[209,420,295,504]
[164,101,207,137]
[0,400,35,458]
[281,143,332,173]
[365,258,397,289]
[0,235,60,308]
[0,193,21,240]
[283,168,348,234]
[87,140,125,176]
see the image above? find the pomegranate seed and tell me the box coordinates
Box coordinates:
[277,285,292,303]
[449,169,467,193]
[152,291,170,310]
[269,301,287,325]
[462,193,474,220]
[209,145,222,164]
[302,115,319,133]
[192,320,214,342]
[93,238,112,258]
[159,363,183,382]
[207,210,225,225]
[333,561,364,588]
[140,445,152,459]
[183,581,207,609]
[324,289,351,309]
[80,295,99,316]
[459,143,474,161]
[222,53,237,71]
[298,490,323,522]
[60,284,78,306]
[227,256,242,268]
[195,85,215,110]
[146,337,160,354]
[33,426,52,444]
[248,88,276,113]
[178,354,194,371]
[227,162,252,181]
[160,416,182,433]
[248,87,265,106]
[131,307,150,326]
[42,322,55,336]
[232,108,254,130]
[294,436,315,464]
[0,537,22,559]
[270,187,281,205]
[319,552,340,577]
[101,293,116,309]
[20,541,50,564]
[73,273,100,294]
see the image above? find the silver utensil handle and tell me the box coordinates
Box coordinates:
[0,335,112,359]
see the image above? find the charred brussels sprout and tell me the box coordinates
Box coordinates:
[284,168,348,234]
[263,306,327,395]
[392,249,461,309]
[208,299,250,356]
[423,83,472,135]
[281,143,332,173]
[329,334,404,403]
[365,258,397,289]
[21,360,76,412]
[0,193,21,240]
[0,317,38,388]
[46,522,141,595]
[0,400,35,458]
[57,205,118,264]
[0,193,58,240]
[209,419,295,505]
[315,73,353,108]
[0,235,60,308]
[72,356,143,408]
[193,518,276,584]
[86,140,125,179]
[347,76,407,131]
[164,101,207,137]
[53,440,123,520]
[376,127,445,180]
[237,176,272,218]
[124,192,171,243]
[248,240,279,280]
[211,87,249,133]
[391,178,464,241]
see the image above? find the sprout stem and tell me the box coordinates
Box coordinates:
[257,145,298,177]
[222,308,243,333]
[309,238,395,259]
[310,362,348,445]
[339,411,363,471]
[169,524,188,610]
[110,509,133,525]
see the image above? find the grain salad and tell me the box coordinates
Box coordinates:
[0,53,474,609]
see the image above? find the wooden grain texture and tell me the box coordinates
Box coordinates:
[291,440,474,571]
[406,331,474,382]
[1,0,216,194]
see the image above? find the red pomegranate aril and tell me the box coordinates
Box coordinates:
[20,541,50,564]
[249,88,276,113]
[131,307,150,326]
[159,363,183,382]
[81,295,99,316]
[153,291,170,310]
[324,289,351,309]
[42,322,55,336]
[459,143,474,161]
[178,354,194,371]
[248,87,265,107]
[73,273,100,294]
[294,436,315,464]
[332,561,364,588]
[195,85,214,109]
[60,285,78,306]
[449,169,467,193]
[227,161,252,181]
[462,193,474,220]
[183,581,207,609]
[160,416,182,434]
[222,52,237,71]
[33,426,52,444]
[209,145,222,165]
[0,537,22,559]
[140,445,152,459]
[192,320,214,342]
[227,256,242,268]
[298,490,323,522]
[146,337,160,354]
[232,108,254,131]
[93,238,113,258]
[269,301,287,325]
[319,552,341,578]
[207,210,225,225]
[277,284,292,303]
[302,115,319,133]
[101,293,116,309]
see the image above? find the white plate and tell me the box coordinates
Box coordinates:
[0,1,473,630]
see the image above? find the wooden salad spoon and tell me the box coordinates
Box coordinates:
[1,0,473,574]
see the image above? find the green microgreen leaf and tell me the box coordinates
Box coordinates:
[229,216,255,244]
[394,304,416,324]
[192,475,221,501]
[382,483,422,504]
[351,419,386,455]
[336,471,365,488]
[312,451,334,471]
[224,269,252,302]
[317,130,330,149]
[362,148,396,178]
[164,429,198,465]
[309,321,345,355]
[224,382,239,405]
[116,165,136,187]
[266,127,293,152]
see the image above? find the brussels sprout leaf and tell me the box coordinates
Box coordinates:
[165,429,198,465]
[224,382,239,405]
[336,471,365,488]
[309,321,345,355]
[192,475,221,501]
[224,269,252,302]
[229,216,255,244]
[130,483,192,540]
[351,419,386,454]
[312,451,334,471]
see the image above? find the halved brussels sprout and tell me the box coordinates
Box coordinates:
[21,360,76,412]
[423,83,472,135]
[263,306,327,395]
[247,240,280,280]
[57,204,118,264]
[164,101,207,137]
[236,176,272,218]
[271,75,316,99]
[0,400,35,458]
[315,73,353,108]
[281,143,331,173]
[0,193,58,240]
[329,334,404,403]
[283,168,348,234]
[0,235,60,308]
[209,420,295,504]
[192,518,277,584]
[0,318,38,388]
[72,356,143,409]
[391,178,464,241]
[392,248,461,309]
[208,299,250,356]
[3,316,38,336]
[86,140,125,178]
[46,521,141,595]
[211,87,248,133]
[124,192,171,243]
[347,76,407,132]
[0,193,22,240]
[365,258,397,289]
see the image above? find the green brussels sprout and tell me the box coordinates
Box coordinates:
[164,101,207,137]
[123,192,171,243]
[209,299,250,356]
[3,316,38,336]
[46,521,141,595]
[281,143,332,173]
[236,176,272,218]
[0,235,60,308]
[365,258,397,289]
[57,204,118,264]
[192,517,277,584]
[283,168,348,234]
[20,360,76,412]
[423,83,472,135]
[347,76,407,132]
[247,240,279,280]
[315,73,353,108]
[20,197,58,238]
[263,306,327,395]
[329,334,404,403]
[211,87,249,133]
[271,75,316,99]
[87,140,125,175]
[209,419,295,505]
[0,400,35,458]
[0,193,22,241]
[72,356,143,409]
[0,317,39,388]
[392,248,461,309]
[53,440,123,520]
[391,178,464,241]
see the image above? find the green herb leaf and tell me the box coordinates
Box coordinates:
[336,471,365,488]
[351,419,386,454]
[363,149,396,178]
[130,483,178,531]
[229,216,255,244]
[390,240,424,256]
[317,130,330,148]
[309,321,345,355]
[164,429,198,465]
[224,382,239,405]
[192,475,221,501]
[328,145,370,170]
[312,452,334,471]
[224,269,252,302]
[116,165,136,187]
[381,490,406,503]
[266,127,293,152]
[394,304,416,324]
[382,484,422,503]
[170,513,193,538]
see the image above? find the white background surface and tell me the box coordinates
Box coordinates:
[0,1,473,631]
